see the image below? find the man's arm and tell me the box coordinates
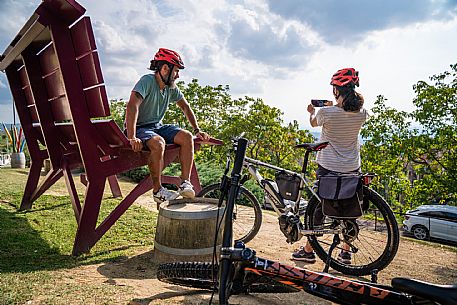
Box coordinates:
[125,91,144,151]
[176,97,210,140]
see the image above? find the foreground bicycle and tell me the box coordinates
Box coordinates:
[158,138,457,305]
[199,139,399,276]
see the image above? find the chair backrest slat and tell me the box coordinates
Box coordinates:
[37,42,73,124]
[71,17,96,58]
[23,85,35,107]
[43,71,66,102]
[84,85,109,117]
[70,17,109,118]
[78,52,104,89]
[38,43,59,75]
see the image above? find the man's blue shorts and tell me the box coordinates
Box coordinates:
[135,123,181,149]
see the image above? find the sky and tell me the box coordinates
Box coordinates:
[0,0,457,130]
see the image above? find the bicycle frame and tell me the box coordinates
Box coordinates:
[243,156,348,240]
[244,156,320,215]
[218,138,457,305]
[223,248,410,305]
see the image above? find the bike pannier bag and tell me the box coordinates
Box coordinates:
[318,174,363,219]
[275,171,301,202]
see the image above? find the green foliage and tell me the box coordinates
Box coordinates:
[361,64,457,209]
[361,96,412,208]
[408,64,457,205]
[196,160,224,187]
[122,166,149,182]
[164,80,315,170]
[109,98,127,128]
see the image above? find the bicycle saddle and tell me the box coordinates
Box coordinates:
[391,277,457,305]
[295,142,329,151]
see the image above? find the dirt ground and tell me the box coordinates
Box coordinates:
[56,188,456,305]
[36,174,457,304]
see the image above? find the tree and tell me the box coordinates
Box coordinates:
[408,63,457,205]
[164,80,314,169]
[361,64,457,208]
[361,96,412,209]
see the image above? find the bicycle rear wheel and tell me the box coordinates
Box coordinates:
[305,186,399,276]
[157,261,216,290]
[198,183,262,243]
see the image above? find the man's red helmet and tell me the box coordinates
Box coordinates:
[153,48,185,69]
[330,68,359,87]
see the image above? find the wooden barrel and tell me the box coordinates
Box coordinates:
[43,159,51,173]
[154,198,224,264]
[10,152,26,168]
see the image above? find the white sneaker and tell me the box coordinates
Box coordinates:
[179,180,195,198]
[153,187,179,203]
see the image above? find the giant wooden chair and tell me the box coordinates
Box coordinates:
[0,0,222,255]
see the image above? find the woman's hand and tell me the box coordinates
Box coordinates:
[307,103,316,114]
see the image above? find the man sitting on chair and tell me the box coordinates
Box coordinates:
[125,48,209,204]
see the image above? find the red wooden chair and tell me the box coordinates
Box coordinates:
[0,0,222,255]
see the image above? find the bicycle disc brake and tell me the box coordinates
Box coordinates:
[278,213,303,243]
[341,219,359,252]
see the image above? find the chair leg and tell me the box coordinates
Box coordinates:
[30,169,63,203]
[72,177,105,255]
[20,159,45,210]
[63,167,82,222]
[107,175,122,198]
[81,173,122,198]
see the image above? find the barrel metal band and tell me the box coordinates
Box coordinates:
[159,207,225,220]
[154,242,221,256]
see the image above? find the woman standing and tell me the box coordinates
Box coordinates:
[292,68,368,264]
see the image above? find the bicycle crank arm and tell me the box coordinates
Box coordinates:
[299,229,342,236]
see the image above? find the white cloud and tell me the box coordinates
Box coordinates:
[262,16,457,127]
[0,0,456,131]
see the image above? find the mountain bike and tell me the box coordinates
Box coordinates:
[158,138,457,305]
[199,140,399,276]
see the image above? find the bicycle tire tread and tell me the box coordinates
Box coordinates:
[157,261,217,290]
[158,262,301,294]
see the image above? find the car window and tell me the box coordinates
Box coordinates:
[443,212,457,222]
[419,211,447,218]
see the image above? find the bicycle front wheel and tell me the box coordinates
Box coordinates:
[305,186,400,276]
[198,183,262,243]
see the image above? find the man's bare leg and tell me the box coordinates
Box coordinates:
[145,136,165,192]
[173,130,194,181]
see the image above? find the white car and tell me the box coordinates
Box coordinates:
[403,205,457,243]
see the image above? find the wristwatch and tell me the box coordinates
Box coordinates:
[193,128,201,134]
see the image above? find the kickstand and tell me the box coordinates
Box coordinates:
[323,234,340,273]
[371,269,379,284]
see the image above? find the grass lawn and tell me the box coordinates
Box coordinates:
[0,168,158,305]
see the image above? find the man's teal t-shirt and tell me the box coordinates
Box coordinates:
[133,74,184,126]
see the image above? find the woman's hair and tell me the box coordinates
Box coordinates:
[336,86,364,112]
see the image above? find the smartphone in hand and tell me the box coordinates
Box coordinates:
[311,99,333,107]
